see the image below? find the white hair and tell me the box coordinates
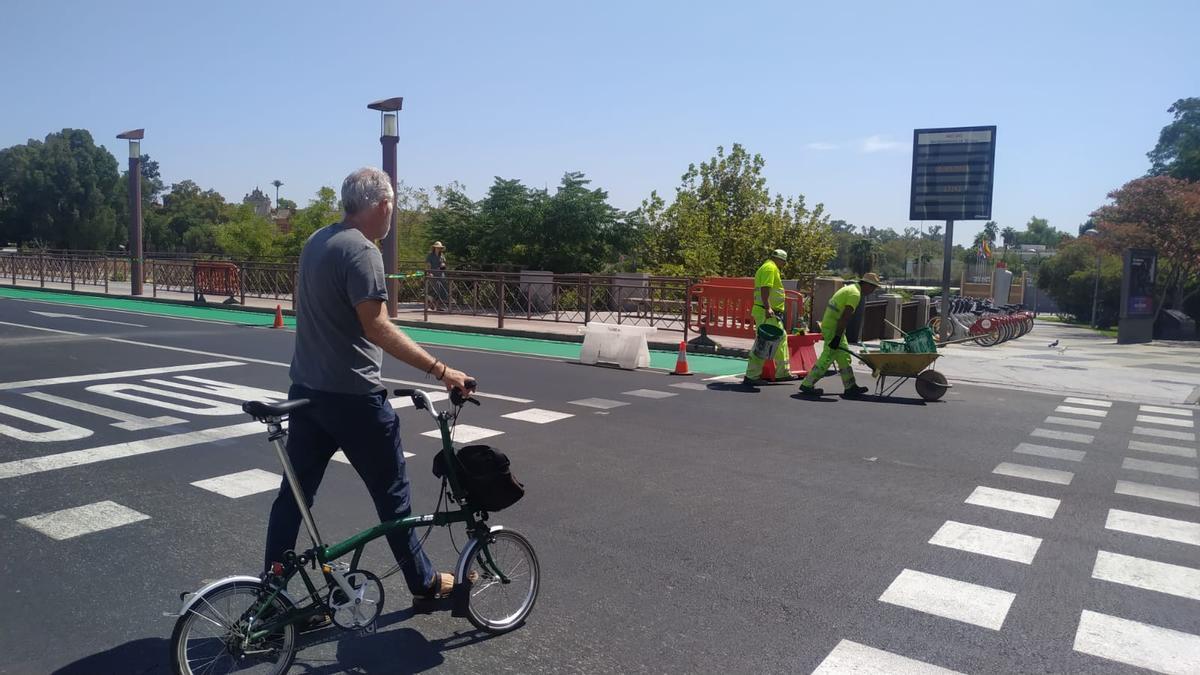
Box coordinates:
[341,167,394,215]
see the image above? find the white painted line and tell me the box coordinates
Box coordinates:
[1043,415,1102,430]
[1064,397,1112,408]
[669,382,710,391]
[30,310,146,327]
[965,486,1060,519]
[423,424,503,443]
[624,386,681,396]
[1055,405,1108,418]
[993,462,1074,485]
[104,338,289,368]
[1129,440,1198,459]
[928,520,1042,564]
[0,319,86,336]
[86,383,244,416]
[382,377,532,404]
[1106,509,1200,547]
[1115,480,1200,507]
[501,408,574,424]
[0,360,244,391]
[23,391,185,431]
[0,422,263,479]
[877,569,1015,630]
[390,392,448,409]
[1123,457,1199,480]
[569,397,629,410]
[1137,414,1194,429]
[1092,550,1200,601]
[0,403,93,443]
[1029,428,1095,445]
[703,374,740,382]
[1133,426,1196,442]
[191,469,281,498]
[145,376,287,402]
[1014,442,1086,463]
[331,449,414,464]
[17,500,149,540]
[811,639,964,675]
[1073,610,1200,675]
[1140,405,1194,418]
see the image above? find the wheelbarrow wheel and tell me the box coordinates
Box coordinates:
[915,370,949,401]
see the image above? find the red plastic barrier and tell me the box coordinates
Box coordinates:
[762,333,821,380]
[688,280,804,339]
[194,261,240,301]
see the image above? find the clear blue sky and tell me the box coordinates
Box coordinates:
[2,0,1196,246]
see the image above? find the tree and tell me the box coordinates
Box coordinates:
[277,198,298,211]
[848,238,876,277]
[1091,175,1200,319]
[279,187,339,257]
[1019,216,1067,248]
[1037,237,1122,327]
[215,204,280,260]
[981,220,999,243]
[1001,226,1017,249]
[1148,98,1200,181]
[158,180,228,252]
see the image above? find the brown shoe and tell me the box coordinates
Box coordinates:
[413,572,455,603]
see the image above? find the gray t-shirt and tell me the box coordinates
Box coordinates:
[289,223,388,394]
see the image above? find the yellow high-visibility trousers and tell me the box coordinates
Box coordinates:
[745,307,791,380]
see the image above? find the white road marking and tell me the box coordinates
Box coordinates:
[23,391,184,431]
[878,569,1015,630]
[29,310,146,327]
[1115,480,1200,507]
[331,449,416,464]
[1092,550,1200,601]
[927,520,1042,564]
[0,319,85,335]
[1064,397,1112,408]
[993,462,1074,485]
[1137,414,1195,429]
[1043,415,1102,430]
[569,397,629,410]
[191,469,281,498]
[965,486,1060,518]
[811,639,964,675]
[0,403,93,442]
[622,389,678,399]
[1073,610,1200,675]
[703,374,741,382]
[382,377,532,403]
[423,424,503,443]
[1029,428,1095,445]
[0,422,263,479]
[390,392,448,409]
[669,382,710,391]
[1106,509,1200,547]
[0,361,243,391]
[17,501,149,540]
[143,376,287,402]
[105,338,289,367]
[1123,457,1199,480]
[1055,405,1108,418]
[86,383,243,416]
[1133,426,1196,442]
[1129,439,1198,460]
[1140,405,1195,418]
[502,408,574,424]
[1014,442,1086,463]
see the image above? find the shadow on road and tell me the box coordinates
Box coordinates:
[52,637,168,675]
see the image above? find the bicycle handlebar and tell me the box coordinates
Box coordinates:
[394,379,479,419]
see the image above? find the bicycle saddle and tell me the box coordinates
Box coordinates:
[243,399,312,420]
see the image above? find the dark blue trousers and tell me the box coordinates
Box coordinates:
[264,385,435,595]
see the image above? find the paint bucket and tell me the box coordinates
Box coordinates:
[751,323,785,360]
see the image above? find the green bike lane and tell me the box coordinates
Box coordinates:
[0,286,745,376]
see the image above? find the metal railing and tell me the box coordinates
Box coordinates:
[0,253,111,292]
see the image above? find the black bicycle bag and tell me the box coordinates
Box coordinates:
[432,444,525,512]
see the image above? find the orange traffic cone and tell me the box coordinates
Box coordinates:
[762,357,776,381]
[670,341,691,376]
[272,305,284,329]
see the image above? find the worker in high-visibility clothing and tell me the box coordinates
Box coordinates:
[799,272,882,397]
[744,249,791,385]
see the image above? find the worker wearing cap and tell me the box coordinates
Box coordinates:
[744,249,792,385]
[799,272,882,397]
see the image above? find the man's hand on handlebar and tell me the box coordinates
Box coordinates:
[439,366,475,395]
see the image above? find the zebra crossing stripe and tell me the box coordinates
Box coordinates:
[1073,610,1200,675]
[191,469,281,498]
[1129,439,1198,459]
[501,408,574,424]
[1137,414,1194,429]
[1133,426,1196,442]
[878,569,1015,630]
[1092,550,1200,601]
[1105,509,1200,547]
[1055,405,1108,418]
[1115,480,1200,507]
[965,486,1060,519]
[927,520,1042,564]
[1140,405,1194,418]
[1043,415,1102,430]
[1029,428,1095,444]
[1063,397,1112,408]
[1014,442,1086,463]
[1122,457,1199,480]
[17,500,150,540]
[993,462,1074,485]
[812,639,964,674]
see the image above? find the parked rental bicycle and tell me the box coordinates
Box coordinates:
[169,384,538,675]
[928,296,1034,346]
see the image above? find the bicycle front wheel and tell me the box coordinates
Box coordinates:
[170,580,297,675]
[463,529,540,634]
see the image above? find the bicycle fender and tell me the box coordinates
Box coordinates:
[177,575,294,617]
[453,526,505,584]
[451,526,506,618]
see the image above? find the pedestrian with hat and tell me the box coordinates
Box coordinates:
[744,249,792,385]
[798,272,882,398]
[426,241,448,311]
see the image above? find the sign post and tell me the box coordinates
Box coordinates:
[1118,248,1156,344]
[910,126,997,340]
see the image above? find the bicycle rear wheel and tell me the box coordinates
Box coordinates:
[462,529,540,634]
[170,580,296,675]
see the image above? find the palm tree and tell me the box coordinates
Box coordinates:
[270,179,284,208]
[982,220,999,243]
[848,238,876,277]
[1001,226,1017,250]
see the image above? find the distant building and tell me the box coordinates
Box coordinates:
[272,208,293,235]
[242,187,271,218]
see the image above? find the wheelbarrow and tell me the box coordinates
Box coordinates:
[838,348,951,401]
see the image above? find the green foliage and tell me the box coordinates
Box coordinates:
[847,238,876,277]
[1037,237,1122,327]
[1148,97,1200,181]
[156,179,229,252]
[639,144,834,277]
[279,187,339,257]
[394,182,432,263]
[215,204,279,260]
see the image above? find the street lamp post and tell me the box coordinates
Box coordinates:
[367,97,403,317]
[1085,229,1102,328]
[116,129,145,295]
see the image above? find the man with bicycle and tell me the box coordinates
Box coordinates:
[264,167,474,623]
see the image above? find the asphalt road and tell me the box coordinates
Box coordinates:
[0,294,1197,674]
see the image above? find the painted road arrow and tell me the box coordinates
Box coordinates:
[29,311,147,328]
